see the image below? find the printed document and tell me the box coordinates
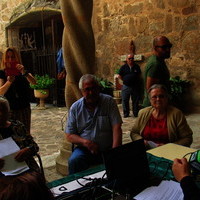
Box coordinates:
[134,180,184,200]
[0,137,29,176]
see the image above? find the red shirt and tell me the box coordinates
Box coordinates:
[142,114,169,144]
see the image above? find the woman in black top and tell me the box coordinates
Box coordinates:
[0,47,36,133]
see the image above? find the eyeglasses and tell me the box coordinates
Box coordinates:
[128,57,134,60]
[155,44,172,49]
[151,95,166,100]
[82,87,97,93]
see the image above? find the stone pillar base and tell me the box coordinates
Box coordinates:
[56,138,72,176]
[56,157,68,176]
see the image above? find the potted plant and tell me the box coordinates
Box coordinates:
[97,77,114,97]
[30,74,55,109]
[114,67,120,75]
[170,76,191,112]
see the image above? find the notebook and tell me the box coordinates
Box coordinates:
[102,139,150,195]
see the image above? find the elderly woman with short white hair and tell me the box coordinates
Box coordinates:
[130,84,193,148]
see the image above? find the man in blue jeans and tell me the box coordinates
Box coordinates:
[118,54,141,117]
[65,74,123,174]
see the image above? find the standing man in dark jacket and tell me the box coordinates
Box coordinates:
[118,54,141,118]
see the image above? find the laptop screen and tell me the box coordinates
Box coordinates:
[102,139,150,184]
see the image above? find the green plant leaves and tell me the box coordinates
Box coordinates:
[96,77,113,89]
[114,68,120,74]
[170,76,191,97]
[96,77,114,96]
[30,74,55,90]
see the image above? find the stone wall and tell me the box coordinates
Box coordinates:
[0,0,200,106]
[0,0,60,53]
[0,0,24,52]
[92,0,200,106]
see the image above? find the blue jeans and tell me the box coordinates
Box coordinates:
[68,146,103,175]
[122,85,140,117]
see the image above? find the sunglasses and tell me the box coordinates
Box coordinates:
[155,44,172,49]
[128,57,134,60]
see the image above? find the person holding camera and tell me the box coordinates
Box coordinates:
[0,47,36,133]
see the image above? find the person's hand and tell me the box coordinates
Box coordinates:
[144,140,148,145]
[172,158,191,182]
[144,140,159,149]
[57,70,66,80]
[16,64,25,74]
[7,76,15,83]
[0,158,5,169]
[157,143,164,147]
[15,148,32,162]
[84,140,99,154]
[144,140,151,150]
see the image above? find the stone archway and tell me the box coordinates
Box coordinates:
[6,2,64,106]
[6,5,62,51]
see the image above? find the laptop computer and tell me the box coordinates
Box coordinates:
[102,139,150,196]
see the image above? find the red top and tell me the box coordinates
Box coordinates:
[142,114,169,144]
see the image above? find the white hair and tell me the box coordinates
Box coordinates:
[79,74,99,89]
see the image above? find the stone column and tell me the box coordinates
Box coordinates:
[56,0,95,175]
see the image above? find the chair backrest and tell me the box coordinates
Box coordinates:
[35,153,45,180]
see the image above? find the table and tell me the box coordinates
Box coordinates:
[49,143,198,199]
[147,143,197,182]
[147,143,196,161]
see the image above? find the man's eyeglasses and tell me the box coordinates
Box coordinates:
[151,95,166,100]
[82,87,97,93]
[155,44,172,49]
[128,57,134,60]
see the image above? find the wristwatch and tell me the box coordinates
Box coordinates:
[22,71,29,77]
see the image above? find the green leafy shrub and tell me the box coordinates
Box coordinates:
[96,77,114,96]
[114,66,121,74]
[170,76,191,111]
[30,74,55,94]
[170,76,191,97]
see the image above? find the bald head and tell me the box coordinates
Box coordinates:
[153,36,170,47]
[153,36,172,59]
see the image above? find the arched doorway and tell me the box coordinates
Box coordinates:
[6,6,65,106]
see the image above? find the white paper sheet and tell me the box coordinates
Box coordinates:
[134,180,184,200]
[0,137,29,176]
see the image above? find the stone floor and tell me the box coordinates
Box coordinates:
[30,103,200,183]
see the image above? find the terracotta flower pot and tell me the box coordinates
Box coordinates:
[34,89,49,109]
